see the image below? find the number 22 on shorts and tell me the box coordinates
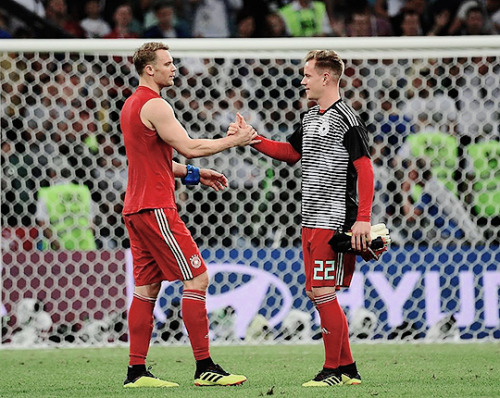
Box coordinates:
[313,260,336,280]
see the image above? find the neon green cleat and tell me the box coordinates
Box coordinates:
[341,371,362,385]
[194,364,247,386]
[123,370,179,388]
[302,368,343,387]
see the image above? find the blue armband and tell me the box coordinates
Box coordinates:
[181,164,200,185]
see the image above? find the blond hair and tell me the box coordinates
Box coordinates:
[133,42,170,75]
[304,50,344,80]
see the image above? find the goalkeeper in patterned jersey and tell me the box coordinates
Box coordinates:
[235,50,379,387]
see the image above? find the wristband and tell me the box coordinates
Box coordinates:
[181,164,200,185]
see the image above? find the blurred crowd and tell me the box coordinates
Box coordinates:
[2,52,499,252]
[1,0,499,39]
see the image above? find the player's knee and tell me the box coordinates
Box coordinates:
[134,282,161,298]
[184,271,209,291]
[311,286,336,299]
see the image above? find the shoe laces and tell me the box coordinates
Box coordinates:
[145,365,157,379]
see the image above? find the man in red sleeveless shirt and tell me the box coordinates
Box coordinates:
[120,42,258,388]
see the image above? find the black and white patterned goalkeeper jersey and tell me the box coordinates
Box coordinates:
[288,99,371,231]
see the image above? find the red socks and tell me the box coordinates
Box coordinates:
[128,293,156,366]
[182,289,210,360]
[339,306,354,366]
[314,292,353,369]
[128,289,210,365]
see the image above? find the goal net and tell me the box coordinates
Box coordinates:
[1,37,499,346]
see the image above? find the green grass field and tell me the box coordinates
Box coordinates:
[1,343,499,398]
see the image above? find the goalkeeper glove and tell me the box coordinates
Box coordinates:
[329,223,391,261]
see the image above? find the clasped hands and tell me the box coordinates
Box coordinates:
[199,114,259,191]
[227,113,261,146]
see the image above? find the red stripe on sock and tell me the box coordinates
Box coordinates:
[133,292,156,304]
[182,292,206,302]
[314,292,337,305]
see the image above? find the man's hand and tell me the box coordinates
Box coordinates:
[329,223,391,262]
[227,122,238,136]
[199,168,228,191]
[227,114,250,136]
[226,113,261,145]
[351,221,372,252]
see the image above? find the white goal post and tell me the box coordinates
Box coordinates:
[1,36,500,57]
[1,37,499,347]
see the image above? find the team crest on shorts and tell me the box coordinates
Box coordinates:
[190,254,202,268]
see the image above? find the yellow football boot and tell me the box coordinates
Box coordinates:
[123,368,178,388]
[194,364,247,386]
[302,368,343,387]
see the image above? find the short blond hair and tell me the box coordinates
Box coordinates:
[304,50,344,80]
[133,42,170,75]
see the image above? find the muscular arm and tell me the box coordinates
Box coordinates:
[251,135,301,164]
[141,98,256,158]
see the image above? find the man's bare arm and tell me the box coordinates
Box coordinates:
[172,161,188,178]
[141,98,258,158]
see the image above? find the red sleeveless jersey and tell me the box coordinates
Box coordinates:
[121,86,176,215]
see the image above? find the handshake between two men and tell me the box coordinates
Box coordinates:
[229,113,391,262]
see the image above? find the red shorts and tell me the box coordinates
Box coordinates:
[302,227,356,291]
[124,208,207,286]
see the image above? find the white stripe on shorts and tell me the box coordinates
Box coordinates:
[154,209,193,280]
[336,252,344,286]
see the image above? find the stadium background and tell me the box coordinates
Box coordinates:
[0,17,500,352]
[1,36,499,347]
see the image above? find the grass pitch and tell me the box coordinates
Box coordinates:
[1,343,499,398]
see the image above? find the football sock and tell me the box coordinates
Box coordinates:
[339,362,357,375]
[339,309,354,366]
[195,356,215,374]
[128,293,156,366]
[182,289,210,360]
[127,364,147,380]
[314,292,345,369]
